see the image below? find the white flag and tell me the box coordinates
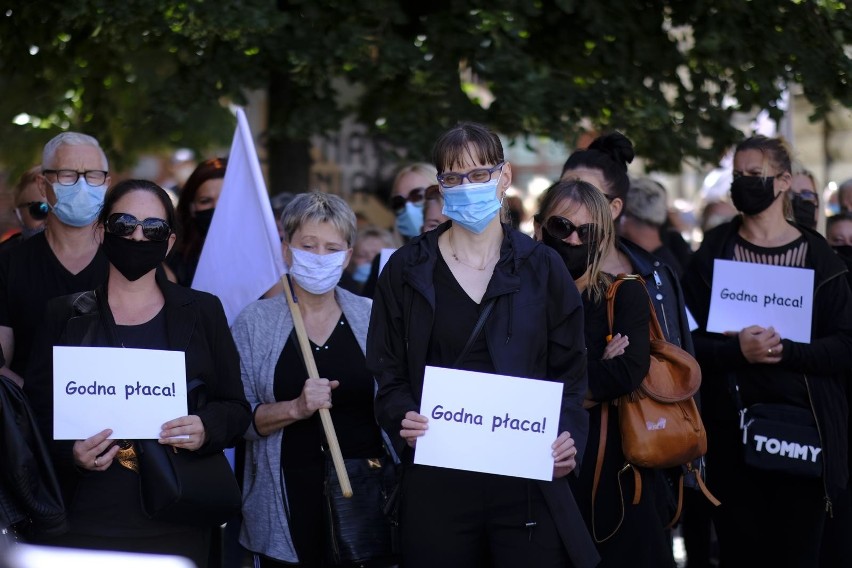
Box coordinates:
[191,107,286,325]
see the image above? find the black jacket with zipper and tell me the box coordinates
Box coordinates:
[619,237,695,355]
[682,218,852,500]
[366,221,599,568]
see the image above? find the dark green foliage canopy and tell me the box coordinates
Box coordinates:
[2,0,850,178]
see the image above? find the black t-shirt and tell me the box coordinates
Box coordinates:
[0,231,109,378]
[426,251,496,374]
[732,234,811,408]
[69,309,184,537]
[274,315,383,465]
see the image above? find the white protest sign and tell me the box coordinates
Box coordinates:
[53,347,188,440]
[414,366,563,481]
[378,247,397,275]
[706,259,814,343]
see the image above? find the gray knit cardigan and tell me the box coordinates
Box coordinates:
[231,287,373,563]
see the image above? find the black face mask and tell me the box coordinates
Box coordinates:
[541,228,595,280]
[194,208,215,237]
[833,245,852,262]
[730,176,778,216]
[102,232,169,281]
[791,195,817,230]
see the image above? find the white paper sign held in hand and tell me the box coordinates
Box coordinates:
[706,259,814,343]
[414,366,563,481]
[53,346,188,440]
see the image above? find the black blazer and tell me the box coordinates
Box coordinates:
[24,271,250,499]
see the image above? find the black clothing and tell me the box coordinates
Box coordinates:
[336,270,362,296]
[0,231,109,378]
[619,238,694,355]
[661,227,693,276]
[569,278,674,567]
[427,252,495,374]
[400,466,568,568]
[274,318,383,567]
[682,219,852,566]
[652,245,685,280]
[165,251,199,288]
[366,221,599,568]
[24,271,250,562]
[0,375,68,540]
[359,254,382,299]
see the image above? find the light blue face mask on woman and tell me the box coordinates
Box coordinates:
[51,179,107,227]
[441,173,503,234]
[351,262,372,283]
[395,202,424,238]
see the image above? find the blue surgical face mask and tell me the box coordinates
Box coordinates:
[441,173,503,234]
[395,201,424,238]
[351,262,372,283]
[51,179,106,227]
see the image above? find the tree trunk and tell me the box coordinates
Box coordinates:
[267,69,312,196]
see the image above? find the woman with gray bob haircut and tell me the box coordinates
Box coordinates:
[280,191,357,248]
[233,191,396,566]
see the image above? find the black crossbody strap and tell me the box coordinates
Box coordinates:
[453,298,496,367]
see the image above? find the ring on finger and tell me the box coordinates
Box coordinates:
[767,347,774,355]
[94,457,99,467]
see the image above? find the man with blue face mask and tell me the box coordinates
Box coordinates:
[0,132,111,387]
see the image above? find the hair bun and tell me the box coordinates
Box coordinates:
[588,132,635,172]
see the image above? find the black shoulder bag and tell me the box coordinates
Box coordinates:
[730,375,822,478]
[95,290,242,527]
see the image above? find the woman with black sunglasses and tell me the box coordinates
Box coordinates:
[535,179,676,567]
[367,122,599,568]
[560,133,694,354]
[24,179,250,567]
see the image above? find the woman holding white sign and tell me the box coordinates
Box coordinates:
[682,135,852,567]
[367,121,599,568]
[25,179,251,568]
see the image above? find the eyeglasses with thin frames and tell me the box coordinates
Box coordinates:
[436,162,504,188]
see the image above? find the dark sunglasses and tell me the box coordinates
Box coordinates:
[424,184,441,201]
[390,187,426,212]
[544,216,598,244]
[105,213,172,242]
[18,201,49,221]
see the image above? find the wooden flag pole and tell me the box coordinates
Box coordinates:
[281,274,353,498]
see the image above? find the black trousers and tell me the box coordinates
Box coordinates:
[46,528,210,567]
[706,419,826,568]
[398,465,566,568]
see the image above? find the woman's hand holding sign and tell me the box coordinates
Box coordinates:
[552,431,578,479]
[74,428,119,471]
[732,325,783,364]
[401,410,429,448]
[159,415,208,451]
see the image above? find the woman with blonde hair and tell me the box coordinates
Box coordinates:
[536,179,675,566]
